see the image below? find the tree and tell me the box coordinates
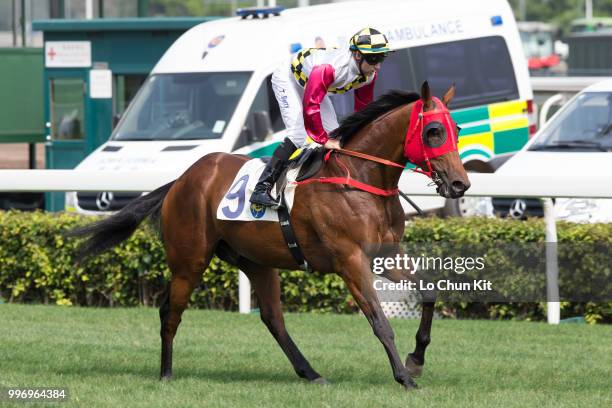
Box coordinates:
[508,0,612,34]
[147,0,260,17]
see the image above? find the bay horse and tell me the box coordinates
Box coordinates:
[70,81,470,390]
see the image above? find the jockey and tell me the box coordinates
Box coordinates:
[250,27,391,208]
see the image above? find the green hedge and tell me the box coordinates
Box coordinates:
[403,217,612,324]
[0,211,355,313]
[0,211,609,323]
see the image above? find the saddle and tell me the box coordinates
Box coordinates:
[275,146,326,195]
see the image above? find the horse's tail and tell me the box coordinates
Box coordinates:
[67,181,175,261]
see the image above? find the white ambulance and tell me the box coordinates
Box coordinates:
[68,0,534,215]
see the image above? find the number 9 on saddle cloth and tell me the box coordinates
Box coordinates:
[216,145,326,222]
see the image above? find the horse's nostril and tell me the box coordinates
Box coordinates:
[451,180,467,193]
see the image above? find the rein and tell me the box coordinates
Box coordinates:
[294,151,400,196]
[293,145,443,197]
[332,147,404,169]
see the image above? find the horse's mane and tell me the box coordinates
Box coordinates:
[330,90,420,144]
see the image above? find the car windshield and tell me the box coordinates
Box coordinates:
[529,91,612,151]
[112,72,252,141]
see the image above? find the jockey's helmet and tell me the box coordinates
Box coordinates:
[349,27,390,64]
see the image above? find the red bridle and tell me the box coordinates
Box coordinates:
[403,97,459,178]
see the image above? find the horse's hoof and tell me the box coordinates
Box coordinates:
[405,355,424,378]
[160,374,172,382]
[311,377,331,385]
[404,379,419,391]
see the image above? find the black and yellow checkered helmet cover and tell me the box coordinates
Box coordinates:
[349,27,390,54]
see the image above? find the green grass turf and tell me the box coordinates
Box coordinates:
[0,304,610,407]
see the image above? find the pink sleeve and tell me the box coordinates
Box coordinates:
[354,73,376,112]
[303,64,335,144]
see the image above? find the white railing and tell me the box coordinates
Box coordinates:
[0,170,177,192]
[2,170,612,197]
[2,169,612,324]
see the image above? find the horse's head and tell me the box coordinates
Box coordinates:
[404,81,470,198]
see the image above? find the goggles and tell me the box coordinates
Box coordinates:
[362,53,387,65]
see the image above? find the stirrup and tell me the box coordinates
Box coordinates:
[250,190,283,209]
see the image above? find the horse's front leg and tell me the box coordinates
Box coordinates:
[381,262,437,378]
[336,250,417,390]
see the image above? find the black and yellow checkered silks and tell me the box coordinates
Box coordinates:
[349,27,390,54]
[290,48,369,94]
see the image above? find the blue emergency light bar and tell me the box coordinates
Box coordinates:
[236,6,285,19]
[491,15,503,26]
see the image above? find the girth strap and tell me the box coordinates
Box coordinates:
[276,193,311,272]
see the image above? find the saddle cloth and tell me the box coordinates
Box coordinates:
[216,144,326,222]
[215,158,298,222]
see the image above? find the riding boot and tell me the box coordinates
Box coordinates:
[250,138,297,208]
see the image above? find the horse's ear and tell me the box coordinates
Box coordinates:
[441,83,456,107]
[421,81,433,109]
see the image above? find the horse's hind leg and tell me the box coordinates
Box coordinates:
[159,243,214,380]
[239,259,325,384]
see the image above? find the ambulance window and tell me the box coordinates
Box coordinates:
[112,72,251,141]
[376,36,519,109]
